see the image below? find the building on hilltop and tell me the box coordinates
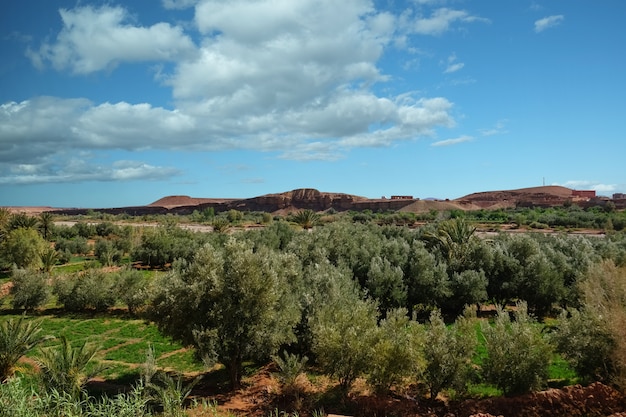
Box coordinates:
[572,190,596,199]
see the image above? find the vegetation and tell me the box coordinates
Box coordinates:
[0,205,625,414]
[0,315,52,381]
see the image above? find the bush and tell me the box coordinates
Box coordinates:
[481,302,552,396]
[94,238,122,266]
[551,308,615,383]
[368,308,424,394]
[10,268,49,311]
[578,260,626,389]
[422,307,477,399]
[116,268,151,314]
[53,270,117,312]
[272,350,308,399]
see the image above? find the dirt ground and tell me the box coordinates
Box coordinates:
[184,365,626,417]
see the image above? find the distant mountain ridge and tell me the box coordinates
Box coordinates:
[49,185,617,216]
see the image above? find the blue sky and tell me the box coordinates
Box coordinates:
[1,0,624,208]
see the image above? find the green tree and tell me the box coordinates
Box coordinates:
[151,239,301,389]
[0,315,53,381]
[310,275,379,393]
[551,308,615,383]
[40,247,59,274]
[2,227,47,269]
[53,269,117,312]
[481,302,552,396]
[368,308,424,394]
[117,268,152,315]
[10,268,49,311]
[422,307,477,399]
[38,212,55,240]
[291,209,320,230]
[8,213,38,231]
[422,218,476,264]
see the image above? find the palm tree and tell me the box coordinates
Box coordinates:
[0,315,54,381]
[422,218,476,261]
[36,336,101,399]
[40,247,59,274]
[38,212,55,240]
[292,209,320,230]
[8,213,39,230]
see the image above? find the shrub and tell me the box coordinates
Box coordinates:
[36,336,101,399]
[422,307,477,399]
[116,268,151,314]
[368,308,424,394]
[272,350,308,400]
[0,316,53,381]
[94,238,122,266]
[551,308,615,383]
[481,302,552,396]
[53,270,117,312]
[578,260,626,389]
[10,268,49,311]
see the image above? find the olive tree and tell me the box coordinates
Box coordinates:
[150,238,301,389]
[2,228,47,270]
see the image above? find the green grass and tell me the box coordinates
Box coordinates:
[0,314,202,381]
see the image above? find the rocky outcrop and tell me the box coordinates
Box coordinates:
[243,188,369,212]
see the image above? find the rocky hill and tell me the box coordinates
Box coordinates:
[49,185,618,216]
[455,186,581,209]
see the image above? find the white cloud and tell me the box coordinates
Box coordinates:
[162,0,198,9]
[5,1,481,184]
[0,155,179,185]
[409,8,490,36]
[443,53,464,73]
[560,180,616,193]
[27,5,196,74]
[534,15,564,33]
[431,135,472,147]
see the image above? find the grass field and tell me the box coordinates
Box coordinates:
[2,313,205,384]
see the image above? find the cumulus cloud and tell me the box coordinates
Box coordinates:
[27,5,196,74]
[4,0,488,184]
[534,15,564,33]
[431,135,472,147]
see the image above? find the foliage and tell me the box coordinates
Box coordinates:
[291,209,321,230]
[310,272,379,393]
[272,350,308,399]
[2,227,48,269]
[10,268,50,310]
[551,308,615,383]
[578,260,626,389]
[40,247,60,274]
[36,336,101,399]
[53,269,117,312]
[367,308,424,394]
[116,268,152,314]
[422,307,477,399]
[151,238,301,389]
[94,238,122,266]
[38,212,55,240]
[131,227,203,268]
[0,315,53,381]
[481,302,552,396]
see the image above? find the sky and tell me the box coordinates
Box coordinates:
[1,0,625,208]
